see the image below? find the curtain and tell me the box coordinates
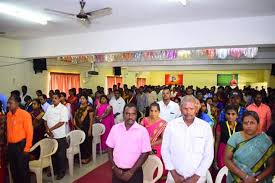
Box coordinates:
[50,72,80,95]
[107,76,115,89]
[107,76,123,89]
[137,78,146,87]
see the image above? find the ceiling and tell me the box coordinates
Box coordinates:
[0,0,275,39]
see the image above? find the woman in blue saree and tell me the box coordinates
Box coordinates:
[224,111,275,183]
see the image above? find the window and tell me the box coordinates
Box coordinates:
[137,78,146,87]
[50,72,80,95]
[107,76,123,89]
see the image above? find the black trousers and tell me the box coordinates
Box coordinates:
[8,139,30,183]
[52,137,68,176]
[112,168,143,183]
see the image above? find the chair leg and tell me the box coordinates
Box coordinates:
[35,170,43,183]
[99,141,102,155]
[92,142,96,162]
[50,164,55,183]
[79,152,82,168]
[68,155,74,177]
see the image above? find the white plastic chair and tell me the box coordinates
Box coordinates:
[92,123,106,162]
[142,155,163,183]
[29,138,58,183]
[138,111,145,123]
[206,170,213,183]
[215,166,228,183]
[66,130,86,177]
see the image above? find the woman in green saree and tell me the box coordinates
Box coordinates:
[224,111,275,183]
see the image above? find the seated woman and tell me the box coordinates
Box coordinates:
[95,95,115,152]
[224,111,275,183]
[214,105,242,170]
[74,94,94,164]
[29,98,45,159]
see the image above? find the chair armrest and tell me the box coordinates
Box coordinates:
[29,143,40,152]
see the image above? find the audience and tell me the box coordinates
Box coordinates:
[0,83,274,182]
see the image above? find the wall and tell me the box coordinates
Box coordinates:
[21,15,275,58]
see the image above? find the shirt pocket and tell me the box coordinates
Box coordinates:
[193,137,205,154]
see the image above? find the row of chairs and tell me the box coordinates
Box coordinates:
[9,123,106,183]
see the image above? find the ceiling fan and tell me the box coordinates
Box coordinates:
[44,0,112,25]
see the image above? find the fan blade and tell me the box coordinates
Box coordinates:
[44,8,76,16]
[86,7,112,19]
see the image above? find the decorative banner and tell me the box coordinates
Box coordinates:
[57,47,258,64]
[165,74,183,85]
[217,74,238,86]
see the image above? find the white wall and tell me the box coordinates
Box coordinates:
[21,15,275,58]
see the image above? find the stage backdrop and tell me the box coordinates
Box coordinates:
[165,74,183,85]
[217,74,238,86]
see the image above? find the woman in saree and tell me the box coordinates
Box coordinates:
[0,101,7,183]
[74,94,94,164]
[95,95,115,152]
[29,98,45,159]
[224,111,275,183]
[141,102,167,158]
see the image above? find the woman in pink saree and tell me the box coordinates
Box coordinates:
[95,95,115,152]
[141,102,167,180]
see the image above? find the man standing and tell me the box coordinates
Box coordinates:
[7,95,33,183]
[158,87,181,122]
[136,88,148,115]
[39,94,50,112]
[0,92,7,113]
[109,90,126,124]
[162,95,214,183]
[43,93,68,180]
[106,103,151,183]
[246,91,271,133]
[20,85,28,106]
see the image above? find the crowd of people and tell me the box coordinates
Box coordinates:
[0,83,275,183]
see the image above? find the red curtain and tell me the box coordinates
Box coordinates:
[107,76,123,89]
[50,72,80,95]
[137,78,146,87]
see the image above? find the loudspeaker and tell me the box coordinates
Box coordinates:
[33,58,47,74]
[113,67,121,76]
[271,64,275,75]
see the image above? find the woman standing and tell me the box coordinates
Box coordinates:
[140,102,167,158]
[214,105,242,170]
[29,98,45,159]
[68,88,78,117]
[95,95,115,152]
[224,111,275,183]
[74,95,94,164]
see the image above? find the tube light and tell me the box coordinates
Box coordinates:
[0,3,49,25]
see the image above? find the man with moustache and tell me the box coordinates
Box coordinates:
[106,103,151,183]
[162,95,214,183]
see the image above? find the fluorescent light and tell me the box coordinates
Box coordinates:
[179,0,187,6]
[0,3,49,25]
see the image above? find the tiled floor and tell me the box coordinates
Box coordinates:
[37,153,109,183]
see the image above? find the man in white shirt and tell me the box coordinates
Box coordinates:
[39,94,50,112]
[158,87,181,122]
[43,93,68,180]
[20,85,29,105]
[162,95,214,183]
[110,89,126,124]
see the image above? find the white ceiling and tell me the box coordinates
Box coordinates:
[0,0,275,39]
